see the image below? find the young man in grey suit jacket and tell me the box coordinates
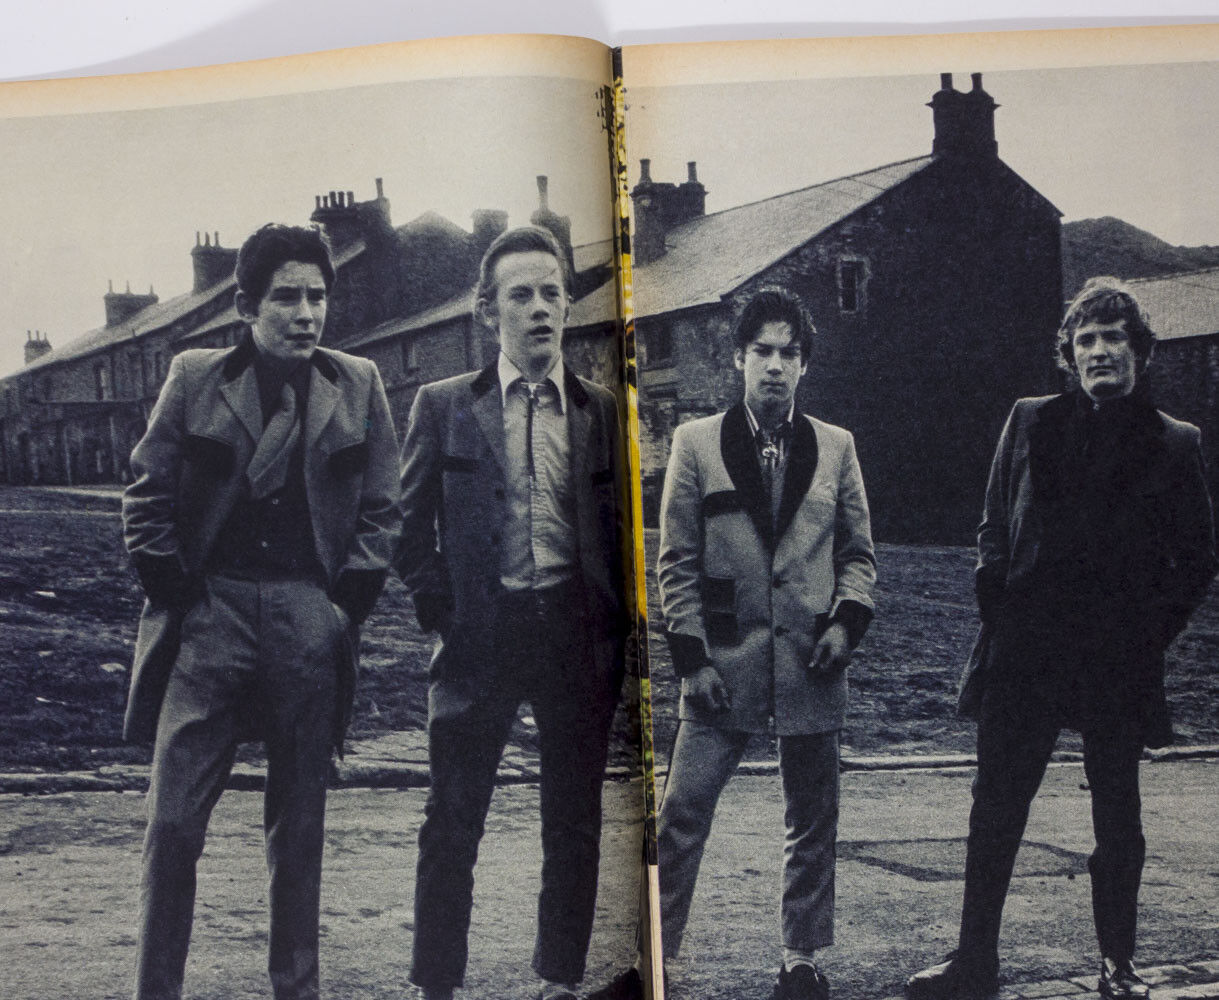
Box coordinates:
[396,226,625,1000]
[597,287,876,1000]
[123,223,401,1000]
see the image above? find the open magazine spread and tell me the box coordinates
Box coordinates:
[2,25,1219,1000]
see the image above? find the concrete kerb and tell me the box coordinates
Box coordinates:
[873,961,1219,1000]
[3,743,1217,796]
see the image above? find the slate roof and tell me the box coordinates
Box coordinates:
[12,240,366,375]
[20,282,233,374]
[568,276,619,330]
[573,237,614,274]
[339,237,620,352]
[630,156,936,319]
[339,289,475,353]
[1126,268,1219,341]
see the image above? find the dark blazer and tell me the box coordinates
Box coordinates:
[657,403,876,735]
[121,336,402,743]
[395,361,625,720]
[959,392,1217,746]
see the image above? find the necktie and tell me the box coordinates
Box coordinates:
[521,382,538,480]
[246,382,300,499]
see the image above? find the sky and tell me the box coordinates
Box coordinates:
[4,57,1219,377]
[624,60,1219,250]
[0,74,615,376]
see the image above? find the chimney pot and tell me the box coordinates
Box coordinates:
[214,231,219,245]
[347,191,355,205]
[195,231,201,246]
[940,72,954,90]
[687,161,698,182]
[537,175,549,211]
[639,158,652,184]
[375,177,384,199]
[316,195,322,209]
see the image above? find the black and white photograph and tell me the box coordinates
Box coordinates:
[607,31,1219,1000]
[0,35,645,1000]
[4,18,1219,1000]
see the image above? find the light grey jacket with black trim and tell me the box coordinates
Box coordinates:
[657,403,876,736]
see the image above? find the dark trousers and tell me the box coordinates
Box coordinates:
[134,576,344,1000]
[410,585,617,990]
[958,685,1146,966]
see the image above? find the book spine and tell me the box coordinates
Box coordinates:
[608,45,665,999]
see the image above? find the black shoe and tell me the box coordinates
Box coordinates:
[586,967,644,1000]
[1098,958,1150,1000]
[774,962,830,1000]
[905,953,999,1000]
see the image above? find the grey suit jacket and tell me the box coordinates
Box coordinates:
[658,404,876,735]
[121,335,402,743]
[395,361,626,720]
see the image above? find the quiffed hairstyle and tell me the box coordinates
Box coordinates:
[235,223,336,305]
[732,286,816,361]
[475,225,572,308]
[1055,276,1156,374]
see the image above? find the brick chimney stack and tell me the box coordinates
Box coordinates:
[471,209,509,259]
[929,72,998,159]
[190,231,239,292]
[529,175,575,281]
[630,158,707,264]
[104,279,158,327]
[311,179,393,248]
[24,329,52,366]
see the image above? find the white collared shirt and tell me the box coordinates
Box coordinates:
[496,352,576,591]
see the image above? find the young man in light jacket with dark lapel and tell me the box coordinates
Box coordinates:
[596,287,875,1000]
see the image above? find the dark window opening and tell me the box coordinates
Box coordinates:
[95,363,113,401]
[647,325,674,366]
[403,338,422,381]
[839,260,864,314]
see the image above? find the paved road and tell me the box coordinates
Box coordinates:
[1,758,1216,1000]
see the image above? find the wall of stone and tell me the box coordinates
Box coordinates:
[632,157,1063,543]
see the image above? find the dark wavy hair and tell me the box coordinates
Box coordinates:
[1055,277,1155,375]
[475,225,572,307]
[235,223,335,305]
[731,287,816,361]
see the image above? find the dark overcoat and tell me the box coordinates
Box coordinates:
[958,392,1217,747]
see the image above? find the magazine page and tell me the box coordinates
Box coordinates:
[616,25,1219,1000]
[0,32,647,1000]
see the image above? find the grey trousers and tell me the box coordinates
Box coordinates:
[656,721,840,959]
[133,575,344,1000]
